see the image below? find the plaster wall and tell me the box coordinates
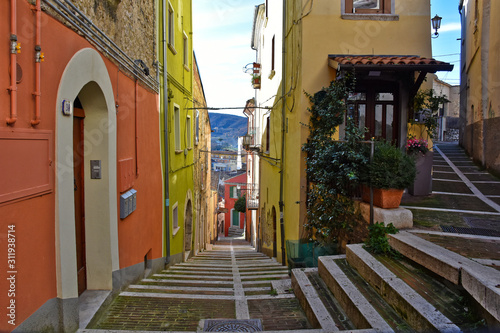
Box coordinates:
[0,2,162,331]
[158,0,195,260]
[460,0,500,175]
[257,0,434,262]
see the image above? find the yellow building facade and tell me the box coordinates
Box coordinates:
[193,54,215,252]
[257,0,452,262]
[459,0,500,175]
[158,0,195,264]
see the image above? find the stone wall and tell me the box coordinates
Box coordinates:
[464,118,500,177]
[40,0,157,78]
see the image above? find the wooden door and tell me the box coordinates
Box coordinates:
[73,113,86,296]
[347,86,399,145]
[232,209,239,226]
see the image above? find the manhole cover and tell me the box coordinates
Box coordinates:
[464,217,500,233]
[203,319,263,332]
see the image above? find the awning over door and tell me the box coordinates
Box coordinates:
[328,55,454,97]
[328,55,454,72]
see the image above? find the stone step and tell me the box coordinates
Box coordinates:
[291,268,342,331]
[176,262,281,269]
[373,254,485,330]
[163,269,233,276]
[388,231,500,324]
[128,284,234,295]
[346,244,461,332]
[152,273,233,281]
[142,278,233,287]
[240,273,289,281]
[240,270,288,276]
[169,266,233,272]
[318,256,403,332]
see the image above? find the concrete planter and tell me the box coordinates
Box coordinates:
[409,151,433,196]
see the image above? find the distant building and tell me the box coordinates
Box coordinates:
[223,173,247,236]
[433,78,460,141]
[193,53,216,252]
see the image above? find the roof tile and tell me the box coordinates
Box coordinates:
[332,55,450,66]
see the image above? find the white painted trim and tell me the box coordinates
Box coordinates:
[55,48,118,298]
[172,201,179,231]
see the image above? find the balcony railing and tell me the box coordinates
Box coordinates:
[246,183,259,210]
[242,127,260,152]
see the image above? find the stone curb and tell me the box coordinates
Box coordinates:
[389,231,500,323]
[291,268,339,331]
[346,244,460,333]
[318,256,393,333]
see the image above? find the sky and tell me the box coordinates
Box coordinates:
[193,0,462,117]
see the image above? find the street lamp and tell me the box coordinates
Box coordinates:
[431,14,442,38]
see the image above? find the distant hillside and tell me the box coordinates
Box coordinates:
[209,113,248,150]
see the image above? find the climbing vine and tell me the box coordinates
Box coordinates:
[302,73,368,245]
[411,89,450,140]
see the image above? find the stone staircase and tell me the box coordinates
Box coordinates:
[87,232,498,332]
[228,226,245,237]
[291,230,499,332]
[90,242,313,332]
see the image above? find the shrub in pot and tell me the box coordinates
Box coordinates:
[361,141,416,208]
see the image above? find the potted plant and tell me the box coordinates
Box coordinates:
[361,141,416,208]
[407,89,448,196]
[406,136,433,195]
[251,74,261,89]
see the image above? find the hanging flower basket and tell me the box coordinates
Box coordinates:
[252,75,261,89]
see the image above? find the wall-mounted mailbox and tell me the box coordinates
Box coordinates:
[120,189,137,219]
[90,160,101,179]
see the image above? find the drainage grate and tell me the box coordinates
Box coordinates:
[463,217,500,233]
[440,225,500,237]
[203,319,263,332]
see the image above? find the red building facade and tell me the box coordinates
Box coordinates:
[223,173,247,236]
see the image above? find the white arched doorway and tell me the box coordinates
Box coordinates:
[55,48,119,305]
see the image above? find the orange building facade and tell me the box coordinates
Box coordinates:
[0,1,163,331]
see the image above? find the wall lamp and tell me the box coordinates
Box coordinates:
[431,14,442,39]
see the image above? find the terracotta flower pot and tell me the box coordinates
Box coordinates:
[362,186,404,209]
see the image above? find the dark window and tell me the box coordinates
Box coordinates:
[345,0,392,14]
[266,117,270,153]
[271,36,275,71]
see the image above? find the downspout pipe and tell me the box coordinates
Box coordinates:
[162,0,171,264]
[31,0,42,126]
[279,0,286,266]
[7,0,18,125]
[135,80,139,177]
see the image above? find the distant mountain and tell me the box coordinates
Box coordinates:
[209,113,248,150]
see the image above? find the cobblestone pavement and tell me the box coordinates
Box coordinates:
[83,239,312,332]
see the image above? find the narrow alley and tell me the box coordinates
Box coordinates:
[83,239,312,332]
